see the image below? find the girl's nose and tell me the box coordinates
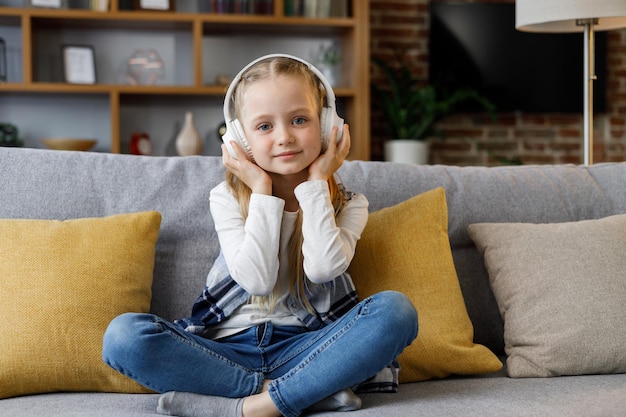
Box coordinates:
[276,125,295,145]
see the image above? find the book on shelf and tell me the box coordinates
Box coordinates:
[211,0,274,15]
[90,0,110,11]
[330,0,348,17]
[284,0,348,17]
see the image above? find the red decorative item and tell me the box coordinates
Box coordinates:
[130,132,152,155]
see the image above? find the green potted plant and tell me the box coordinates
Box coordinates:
[372,54,495,164]
[0,123,23,148]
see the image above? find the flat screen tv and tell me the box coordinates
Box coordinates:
[429,2,607,113]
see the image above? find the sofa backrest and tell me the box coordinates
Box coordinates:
[2,148,625,354]
[338,160,626,352]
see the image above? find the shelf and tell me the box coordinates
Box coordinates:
[0,82,356,95]
[0,0,370,159]
[2,7,354,28]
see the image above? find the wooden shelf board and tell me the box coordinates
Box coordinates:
[0,83,356,97]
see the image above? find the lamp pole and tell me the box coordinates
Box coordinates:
[577,18,597,166]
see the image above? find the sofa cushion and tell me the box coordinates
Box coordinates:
[349,187,502,382]
[0,212,161,399]
[468,214,626,377]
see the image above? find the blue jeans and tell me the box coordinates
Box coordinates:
[102,291,417,417]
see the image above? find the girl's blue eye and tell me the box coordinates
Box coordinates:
[258,123,271,131]
[293,117,306,125]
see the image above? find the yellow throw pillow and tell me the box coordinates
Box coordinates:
[0,212,161,399]
[348,187,502,382]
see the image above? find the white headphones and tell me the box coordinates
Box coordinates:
[221,53,344,159]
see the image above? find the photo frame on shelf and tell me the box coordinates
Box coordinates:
[29,0,64,8]
[133,0,174,11]
[0,37,6,83]
[62,45,96,85]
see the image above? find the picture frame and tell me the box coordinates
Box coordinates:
[29,0,63,8]
[62,45,96,85]
[133,0,173,11]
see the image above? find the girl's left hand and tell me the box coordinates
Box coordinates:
[308,124,351,181]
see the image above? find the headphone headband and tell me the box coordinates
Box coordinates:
[222,53,338,125]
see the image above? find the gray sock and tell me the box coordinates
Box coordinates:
[307,388,362,412]
[157,391,244,417]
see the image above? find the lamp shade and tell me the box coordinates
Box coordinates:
[516,0,626,32]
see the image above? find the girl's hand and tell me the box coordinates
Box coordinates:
[308,124,351,181]
[221,142,272,195]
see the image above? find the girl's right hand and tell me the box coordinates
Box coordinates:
[221,142,272,195]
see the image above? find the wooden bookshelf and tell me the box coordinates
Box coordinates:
[0,0,370,159]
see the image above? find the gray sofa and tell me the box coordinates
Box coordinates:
[1,147,625,416]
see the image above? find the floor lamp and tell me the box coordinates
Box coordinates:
[516,0,626,165]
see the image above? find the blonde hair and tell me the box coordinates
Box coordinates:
[226,56,346,314]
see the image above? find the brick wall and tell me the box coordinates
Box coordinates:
[370,0,626,165]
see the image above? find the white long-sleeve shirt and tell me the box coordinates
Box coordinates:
[206,179,368,338]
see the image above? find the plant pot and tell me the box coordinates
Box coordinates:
[384,140,430,165]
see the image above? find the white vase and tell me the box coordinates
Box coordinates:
[384,140,430,165]
[175,111,203,156]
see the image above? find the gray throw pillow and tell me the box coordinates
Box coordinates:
[468,214,626,378]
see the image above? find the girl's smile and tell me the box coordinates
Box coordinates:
[275,150,301,159]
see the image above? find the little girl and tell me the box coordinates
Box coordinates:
[103,54,418,417]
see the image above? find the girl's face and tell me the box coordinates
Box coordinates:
[238,74,322,178]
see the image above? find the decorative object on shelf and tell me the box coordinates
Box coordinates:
[312,42,341,87]
[130,132,152,155]
[215,74,231,86]
[0,123,23,147]
[0,38,6,83]
[134,0,173,11]
[41,138,97,151]
[29,0,65,8]
[175,112,203,156]
[217,122,227,139]
[125,49,165,86]
[372,51,494,164]
[62,45,96,85]
[516,0,626,166]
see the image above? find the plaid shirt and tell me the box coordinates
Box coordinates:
[175,250,360,333]
[174,250,399,393]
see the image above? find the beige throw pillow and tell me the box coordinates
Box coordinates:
[468,214,626,377]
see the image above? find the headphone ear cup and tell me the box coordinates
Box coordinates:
[320,108,331,151]
[221,124,237,158]
[320,107,344,152]
[222,119,253,160]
